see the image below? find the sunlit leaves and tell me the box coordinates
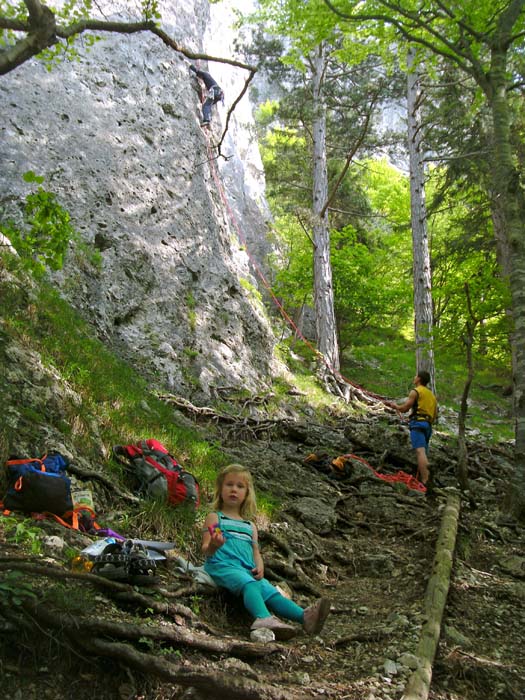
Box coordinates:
[0,173,78,274]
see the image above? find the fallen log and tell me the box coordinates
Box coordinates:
[401,489,461,700]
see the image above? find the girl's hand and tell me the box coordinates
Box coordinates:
[202,514,225,557]
[207,529,225,554]
[252,565,264,580]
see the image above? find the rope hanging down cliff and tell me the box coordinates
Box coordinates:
[200,128,386,408]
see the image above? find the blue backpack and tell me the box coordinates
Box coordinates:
[3,452,73,516]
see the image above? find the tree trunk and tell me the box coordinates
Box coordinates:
[487,23,525,521]
[311,41,340,374]
[406,47,435,389]
[457,284,480,491]
[402,491,461,700]
[457,328,474,492]
[490,201,516,387]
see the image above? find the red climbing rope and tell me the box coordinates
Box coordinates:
[340,453,426,493]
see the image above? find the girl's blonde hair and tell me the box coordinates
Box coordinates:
[211,464,257,519]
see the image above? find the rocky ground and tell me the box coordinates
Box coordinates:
[0,394,525,700]
[1,402,524,700]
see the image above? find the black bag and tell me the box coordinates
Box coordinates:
[4,452,73,515]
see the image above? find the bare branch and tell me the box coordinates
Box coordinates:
[320,96,377,218]
[0,2,256,76]
[216,69,257,156]
[56,18,154,38]
[152,26,256,71]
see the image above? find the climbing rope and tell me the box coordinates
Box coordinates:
[202,135,389,402]
[341,453,426,493]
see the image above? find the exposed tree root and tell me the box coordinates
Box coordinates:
[440,649,525,700]
[66,461,138,503]
[24,599,281,658]
[1,594,299,700]
[0,560,203,624]
[264,559,321,595]
[81,638,306,700]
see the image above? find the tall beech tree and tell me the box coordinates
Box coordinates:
[311,40,341,373]
[406,46,435,389]
[321,0,525,518]
[248,0,392,385]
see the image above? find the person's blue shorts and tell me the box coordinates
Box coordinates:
[409,420,432,451]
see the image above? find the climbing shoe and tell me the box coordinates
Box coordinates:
[91,539,158,583]
[303,597,331,635]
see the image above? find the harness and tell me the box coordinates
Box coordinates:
[208,85,224,103]
[414,412,434,423]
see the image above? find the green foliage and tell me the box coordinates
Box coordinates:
[0,571,38,607]
[132,498,200,551]
[188,310,197,332]
[138,636,155,651]
[256,118,311,209]
[334,224,410,339]
[341,326,513,442]
[38,34,100,71]
[1,0,161,72]
[140,0,162,21]
[190,594,202,615]
[267,157,414,344]
[0,172,78,275]
[268,214,313,308]
[186,292,197,331]
[73,238,103,271]
[239,277,263,306]
[427,167,511,365]
[1,515,42,554]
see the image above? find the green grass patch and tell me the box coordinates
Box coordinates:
[341,326,513,442]
[1,255,229,497]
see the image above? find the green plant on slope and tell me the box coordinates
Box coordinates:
[0,171,78,275]
[0,571,38,607]
[2,516,43,555]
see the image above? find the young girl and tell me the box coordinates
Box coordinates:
[202,463,330,640]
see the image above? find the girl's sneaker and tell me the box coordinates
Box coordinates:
[251,616,297,640]
[303,597,331,635]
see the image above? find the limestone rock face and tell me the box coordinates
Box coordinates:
[0,0,279,401]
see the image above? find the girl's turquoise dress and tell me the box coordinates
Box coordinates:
[204,511,277,600]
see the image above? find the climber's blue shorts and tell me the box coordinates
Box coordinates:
[409,420,432,452]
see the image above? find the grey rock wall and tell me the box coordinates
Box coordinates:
[0,0,281,401]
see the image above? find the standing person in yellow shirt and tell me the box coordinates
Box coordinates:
[386,370,438,488]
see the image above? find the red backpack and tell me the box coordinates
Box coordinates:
[113,439,200,508]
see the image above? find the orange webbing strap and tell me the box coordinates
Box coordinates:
[7,454,49,475]
[6,455,47,469]
[6,454,50,494]
[43,505,100,531]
